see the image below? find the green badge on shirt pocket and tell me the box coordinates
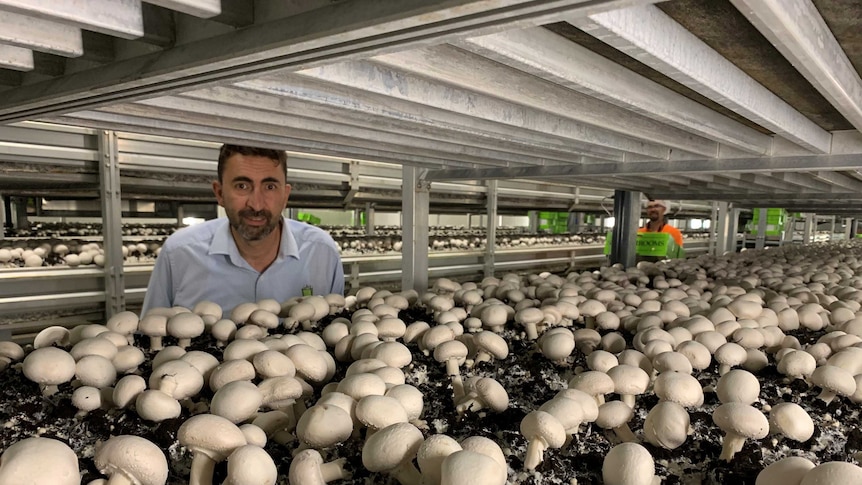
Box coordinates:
[302,285,313,296]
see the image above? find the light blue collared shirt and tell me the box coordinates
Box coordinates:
[141,217,344,316]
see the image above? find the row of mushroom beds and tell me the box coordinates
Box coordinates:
[5,242,862,483]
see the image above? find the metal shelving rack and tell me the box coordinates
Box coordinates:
[0,121,713,340]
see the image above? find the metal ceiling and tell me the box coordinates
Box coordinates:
[0,0,861,215]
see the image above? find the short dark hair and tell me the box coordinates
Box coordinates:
[217,144,288,182]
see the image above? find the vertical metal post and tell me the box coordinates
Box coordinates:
[709,202,718,256]
[568,212,580,234]
[0,196,5,240]
[12,197,28,229]
[176,204,185,227]
[782,214,795,245]
[713,202,730,255]
[829,216,836,241]
[803,213,814,244]
[727,207,740,253]
[528,210,539,233]
[484,180,498,278]
[852,219,859,239]
[610,190,639,267]
[99,131,125,319]
[402,166,429,294]
[844,218,852,240]
[755,208,768,250]
[353,208,362,227]
[365,203,375,236]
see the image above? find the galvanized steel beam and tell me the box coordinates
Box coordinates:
[402,166,430,294]
[0,0,648,122]
[98,131,126,318]
[371,46,722,157]
[610,190,639,267]
[0,44,33,71]
[0,10,83,57]
[0,0,144,39]
[144,0,221,18]
[424,153,862,181]
[570,5,832,153]
[484,179,498,278]
[458,26,772,155]
[296,59,674,159]
[731,0,862,134]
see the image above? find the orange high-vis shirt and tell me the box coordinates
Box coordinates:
[638,224,684,247]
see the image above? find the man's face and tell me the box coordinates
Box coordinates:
[213,154,291,242]
[645,202,666,222]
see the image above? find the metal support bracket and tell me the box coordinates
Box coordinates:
[402,166,429,294]
[484,179,498,278]
[98,130,125,319]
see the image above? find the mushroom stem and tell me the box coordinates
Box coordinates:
[445,359,465,402]
[188,452,217,485]
[177,337,191,349]
[816,388,837,405]
[473,351,492,366]
[390,461,422,485]
[621,394,636,409]
[149,336,163,352]
[718,364,731,376]
[41,384,60,397]
[612,424,639,443]
[523,437,547,470]
[718,431,746,462]
[456,395,479,415]
[524,323,538,341]
[320,458,352,482]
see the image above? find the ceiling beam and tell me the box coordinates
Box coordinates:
[0,0,144,39]
[0,10,83,57]
[371,45,721,157]
[0,0,647,123]
[239,76,628,162]
[457,26,772,155]
[424,153,862,181]
[295,59,675,159]
[189,85,593,166]
[0,45,33,71]
[144,0,221,18]
[569,4,832,153]
[731,0,862,134]
[648,192,862,201]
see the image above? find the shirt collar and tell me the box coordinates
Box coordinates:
[209,217,300,265]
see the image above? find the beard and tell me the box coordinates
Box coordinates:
[228,208,279,241]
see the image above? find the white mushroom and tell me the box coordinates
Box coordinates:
[712,402,769,462]
[94,435,168,485]
[177,413,248,485]
[289,449,352,485]
[520,410,566,470]
[362,422,424,485]
[0,437,79,485]
[223,445,277,485]
[602,442,660,485]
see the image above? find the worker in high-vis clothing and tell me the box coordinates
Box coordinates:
[638,199,684,247]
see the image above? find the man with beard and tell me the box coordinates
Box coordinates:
[142,144,344,316]
[638,199,684,246]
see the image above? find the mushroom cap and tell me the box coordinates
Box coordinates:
[715,342,748,366]
[385,384,425,422]
[417,434,462,482]
[643,401,689,450]
[23,346,76,387]
[211,380,264,424]
[712,402,769,440]
[252,350,296,379]
[474,331,509,359]
[289,449,335,485]
[362,422,424,473]
[113,374,147,409]
[284,344,330,384]
[166,312,205,339]
[466,377,510,413]
[71,337,118,361]
[209,359,257,392]
[716,369,761,405]
[441,450,507,485]
[149,359,204,400]
[94,435,168,485]
[768,402,814,442]
[113,345,146,374]
[248,309,280,329]
[607,364,650,396]
[193,300,223,319]
[135,389,181,422]
[568,370,615,397]
[800,461,862,485]
[177,414,247,463]
[555,388,599,422]
[72,385,102,413]
[520,410,566,449]
[810,365,856,398]
[596,400,635,430]
[224,445,277,485]
[539,396,584,431]
[434,339,468,365]
[105,311,139,337]
[337,373,387,401]
[756,456,815,485]
[602,442,657,485]
[296,404,354,448]
[653,371,704,408]
[356,395,409,431]
[76,354,117,388]
[222,338,270,362]
[777,350,817,379]
[0,437,79,485]
[33,326,72,349]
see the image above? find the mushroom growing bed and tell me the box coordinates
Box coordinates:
[3,242,862,484]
